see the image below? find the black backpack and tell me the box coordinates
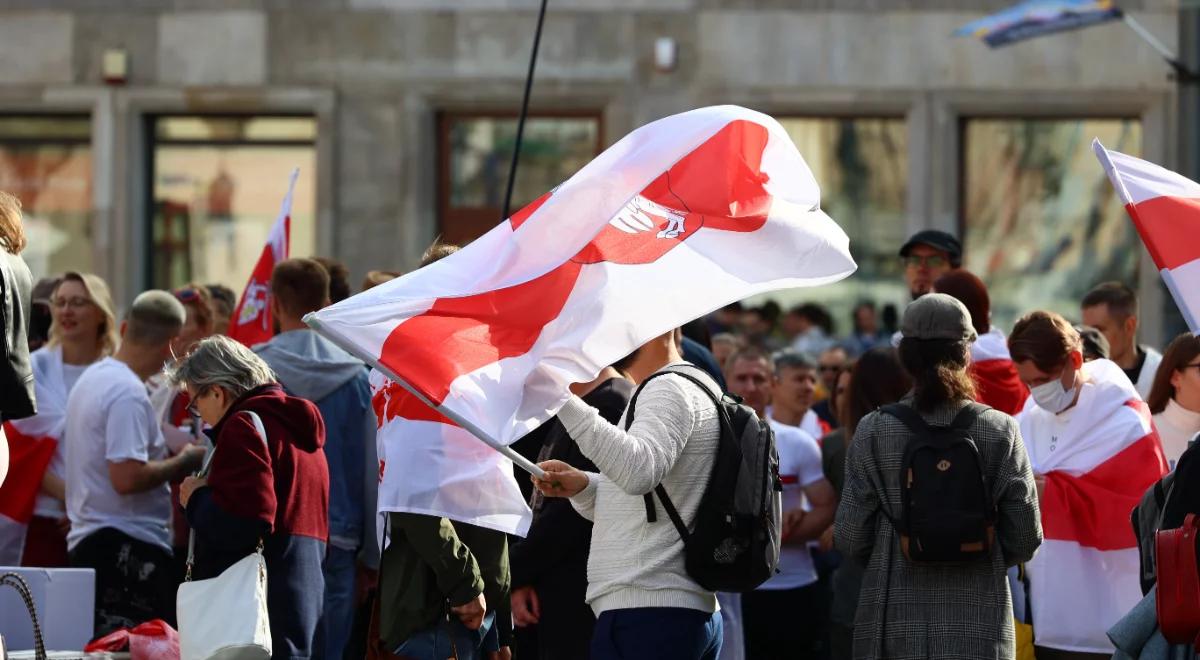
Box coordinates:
[877,402,996,563]
[626,365,782,592]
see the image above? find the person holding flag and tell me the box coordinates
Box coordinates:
[1009,311,1168,659]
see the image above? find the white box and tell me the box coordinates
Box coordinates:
[0,567,95,652]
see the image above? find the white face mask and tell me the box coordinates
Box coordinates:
[1030,376,1077,414]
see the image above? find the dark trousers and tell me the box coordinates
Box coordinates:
[68,527,176,637]
[592,608,722,660]
[742,583,823,660]
[1033,647,1111,660]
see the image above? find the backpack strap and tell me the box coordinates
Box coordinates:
[878,403,932,435]
[624,364,723,530]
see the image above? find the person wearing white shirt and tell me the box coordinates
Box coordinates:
[1147,332,1200,469]
[1081,282,1162,400]
[64,291,205,636]
[725,348,835,659]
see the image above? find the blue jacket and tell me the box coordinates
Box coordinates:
[256,329,377,562]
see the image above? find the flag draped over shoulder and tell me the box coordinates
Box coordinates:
[1094,140,1200,334]
[1018,359,1167,653]
[229,169,298,347]
[310,105,857,448]
[969,327,1029,416]
[0,347,69,564]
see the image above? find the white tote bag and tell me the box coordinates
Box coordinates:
[177,410,273,660]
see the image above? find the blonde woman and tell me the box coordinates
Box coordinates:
[8,271,117,566]
[0,191,34,494]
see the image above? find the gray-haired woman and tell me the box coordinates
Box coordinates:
[169,335,331,660]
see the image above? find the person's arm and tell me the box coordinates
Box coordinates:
[785,479,836,544]
[555,376,697,496]
[40,471,65,501]
[834,414,883,563]
[567,471,600,520]
[994,417,1043,567]
[390,512,484,608]
[109,447,204,494]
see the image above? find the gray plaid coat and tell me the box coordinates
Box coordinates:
[834,398,1042,660]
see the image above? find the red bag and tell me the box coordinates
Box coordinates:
[1156,513,1200,645]
[84,619,180,660]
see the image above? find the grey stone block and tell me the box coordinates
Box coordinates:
[158,10,267,85]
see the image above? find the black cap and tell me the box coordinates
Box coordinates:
[899,230,963,265]
[1074,324,1111,361]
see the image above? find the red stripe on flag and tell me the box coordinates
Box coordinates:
[372,379,458,428]
[508,191,553,231]
[380,260,586,405]
[1125,196,1200,270]
[1041,431,1168,551]
[0,423,57,523]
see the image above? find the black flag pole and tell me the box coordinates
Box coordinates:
[501,0,550,224]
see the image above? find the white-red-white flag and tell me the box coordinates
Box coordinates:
[1019,359,1168,653]
[229,169,298,346]
[309,106,856,531]
[1093,140,1200,334]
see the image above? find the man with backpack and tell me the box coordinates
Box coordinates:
[725,347,835,659]
[533,326,781,660]
[835,294,1042,660]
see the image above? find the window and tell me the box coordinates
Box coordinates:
[149,116,317,292]
[0,116,92,279]
[759,117,909,334]
[962,118,1142,332]
[438,113,602,245]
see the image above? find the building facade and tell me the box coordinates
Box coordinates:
[0,0,1182,341]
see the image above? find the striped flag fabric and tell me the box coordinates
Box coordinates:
[1018,358,1168,653]
[969,327,1029,416]
[1094,140,1200,334]
[229,168,298,347]
[308,105,856,530]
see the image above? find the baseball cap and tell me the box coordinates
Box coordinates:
[899,230,963,265]
[900,293,977,343]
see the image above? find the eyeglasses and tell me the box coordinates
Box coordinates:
[1182,363,1200,372]
[49,296,93,310]
[186,388,206,418]
[904,255,949,269]
[818,365,842,373]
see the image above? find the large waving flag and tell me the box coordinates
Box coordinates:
[1094,140,1200,334]
[955,0,1122,48]
[229,169,297,346]
[1019,359,1168,653]
[307,105,856,531]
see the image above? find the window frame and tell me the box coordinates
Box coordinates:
[436,109,604,245]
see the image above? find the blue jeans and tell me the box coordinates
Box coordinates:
[316,545,357,659]
[592,608,723,660]
[394,612,499,660]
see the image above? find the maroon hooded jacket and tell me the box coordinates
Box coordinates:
[202,383,329,541]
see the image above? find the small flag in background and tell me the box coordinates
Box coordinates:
[229,168,298,347]
[307,105,857,532]
[1093,140,1200,334]
[954,0,1122,48]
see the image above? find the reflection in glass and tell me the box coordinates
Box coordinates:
[448,116,599,210]
[963,118,1141,333]
[0,116,92,279]
[151,116,317,292]
[750,117,909,333]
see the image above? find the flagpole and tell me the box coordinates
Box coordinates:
[1121,13,1200,81]
[302,313,547,479]
[500,0,550,224]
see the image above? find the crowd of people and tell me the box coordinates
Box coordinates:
[1,182,1198,660]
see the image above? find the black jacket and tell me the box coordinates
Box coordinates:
[1,250,34,421]
[509,378,633,660]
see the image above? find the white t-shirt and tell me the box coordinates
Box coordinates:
[63,358,172,551]
[32,361,92,518]
[759,418,825,590]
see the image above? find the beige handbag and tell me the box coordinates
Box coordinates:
[176,411,272,660]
